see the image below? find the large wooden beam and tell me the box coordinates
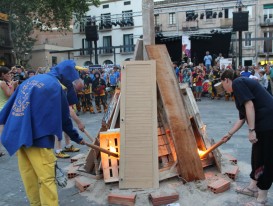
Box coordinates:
[142,0,155,60]
[146,45,205,181]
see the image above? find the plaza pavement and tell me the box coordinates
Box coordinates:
[0,97,272,205]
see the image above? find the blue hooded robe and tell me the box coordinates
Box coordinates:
[0,60,82,156]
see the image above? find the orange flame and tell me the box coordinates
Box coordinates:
[109,146,116,153]
[197,148,205,156]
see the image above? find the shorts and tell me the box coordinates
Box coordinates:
[195,86,203,93]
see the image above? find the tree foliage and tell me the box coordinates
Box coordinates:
[0,0,100,65]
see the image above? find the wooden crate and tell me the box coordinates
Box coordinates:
[100,129,120,183]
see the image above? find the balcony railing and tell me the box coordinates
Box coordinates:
[77,45,135,56]
[260,18,273,27]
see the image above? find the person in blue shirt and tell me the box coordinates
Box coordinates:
[204,51,212,74]
[0,60,85,206]
[240,66,252,77]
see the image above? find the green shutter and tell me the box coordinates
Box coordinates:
[264,4,273,9]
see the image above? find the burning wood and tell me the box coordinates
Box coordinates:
[199,140,225,159]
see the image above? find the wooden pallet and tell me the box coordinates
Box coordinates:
[100,129,120,183]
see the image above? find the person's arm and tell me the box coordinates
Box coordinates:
[244,100,258,144]
[0,81,18,97]
[61,92,84,144]
[222,118,245,142]
[69,105,85,132]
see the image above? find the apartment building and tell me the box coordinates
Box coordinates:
[0,13,14,67]
[73,0,143,66]
[154,0,273,66]
[28,29,74,69]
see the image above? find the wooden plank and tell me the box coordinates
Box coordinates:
[110,93,121,129]
[84,138,100,173]
[102,89,120,130]
[132,39,144,60]
[119,60,159,189]
[159,161,178,181]
[146,45,204,181]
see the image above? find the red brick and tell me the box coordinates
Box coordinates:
[108,193,136,206]
[208,178,231,194]
[75,176,92,192]
[225,165,239,180]
[149,193,179,206]
[67,166,78,179]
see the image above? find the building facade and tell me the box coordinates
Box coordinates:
[29,29,74,69]
[0,13,14,67]
[154,0,273,67]
[73,0,143,66]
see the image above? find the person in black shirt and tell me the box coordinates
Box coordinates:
[220,70,273,206]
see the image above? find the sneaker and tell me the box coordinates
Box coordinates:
[63,145,80,152]
[56,151,70,158]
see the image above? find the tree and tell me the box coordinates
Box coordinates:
[0,0,100,66]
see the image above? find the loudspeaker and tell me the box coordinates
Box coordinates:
[233,11,249,31]
[85,25,98,41]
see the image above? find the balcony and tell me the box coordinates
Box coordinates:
[120,45,135,54]
[98,21,113,31]
[155,24,162,33]
[220,18,232,28]
[118,18,134,29]
[182,21,198,31]
[260,19,273,27]
[99,46,114,56]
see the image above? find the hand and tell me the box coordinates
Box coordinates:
[248,131,258,144]
[221,132,232,143]
[77,122,85,132]
[79,139,86,145]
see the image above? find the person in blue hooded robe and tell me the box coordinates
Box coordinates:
[0,60,85,206]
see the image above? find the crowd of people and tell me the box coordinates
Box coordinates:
[174,52,273,102]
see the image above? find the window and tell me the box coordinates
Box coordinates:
[244,32,252,47]
[206,10,212,19]
[103,4,109,9]
[79,21,85,33]
[52,56,57,66]
[224,9,229,18]
[81,39,92,55]
[124,1,131,5]
[186,11,195,21]
[101,13,112,29]
[169,13,176,25]
[103,36,112,53]
[228,8,234,19]
[123,34,134,52]
[121,10,133,26]
[264,32,273,53]
[154,14,160,26]
[246,6,253,18]
[263,4,273,22]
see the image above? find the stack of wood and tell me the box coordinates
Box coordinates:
[78,45,224,189]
